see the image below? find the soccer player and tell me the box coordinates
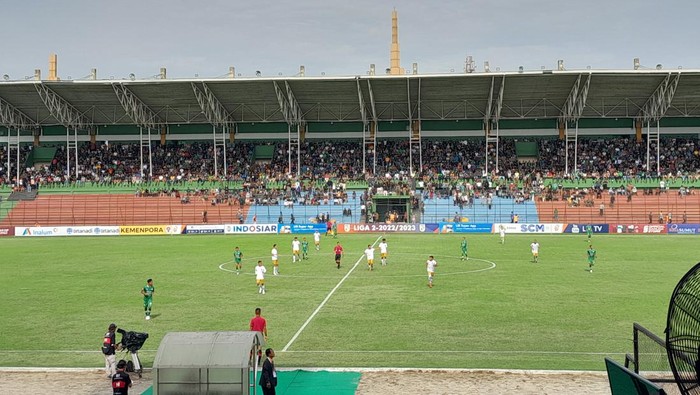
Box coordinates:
[587,245,597,273]
[332,221,338,238]
[233,246,243,275]
[378,238,388,265]
[334,241,344,269]
[314,230,321,251]
[292,237,301,263]
[530,240,540,263]
[586,224,593,242]
[255,260,267,294]
[499,225,506,245]
[271,244,279,275]
[364,244,375,271]
[141,278,154,320]
[426,256,438,288]
[460,237,469,261]
[301,237,309,260]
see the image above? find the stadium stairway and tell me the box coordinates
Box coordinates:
[422,196,539,223]
[536,193,700,223]
[246,196,363,224]
[0,194,249,226]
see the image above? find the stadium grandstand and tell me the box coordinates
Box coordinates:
[2,67,699,227]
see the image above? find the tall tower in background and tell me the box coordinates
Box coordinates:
[389,9,404,75]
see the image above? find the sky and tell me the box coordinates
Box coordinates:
[2,0,700,80]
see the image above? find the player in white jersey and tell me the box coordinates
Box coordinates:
[499,225,506,244]
[271,244,279,275]
[426,256,438,288]
[313,230,321,251]
[530,240,540,263]
[291,237,301,263]
[255,260,267,294]
[378,238,388,265]
[364,245,376,271]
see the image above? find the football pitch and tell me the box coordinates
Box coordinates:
[0,233,695,371]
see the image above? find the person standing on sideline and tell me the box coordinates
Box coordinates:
[102,323,118,378]
[460,237,469,261]
[530,240,540,263]
[259,348,278,395]
[334,241,344,269]
[234,246,243,275]
[255,260,267,294]
[313,230,321,251]
[301,237,309,260]
[271,244,279,276]
[141,278,154,320]
[587,245,597,273]
[426,256,438,288]
[499,225,506,245]
[291,237,301,263]
[250,307,268,340]
[364,244,375,271]
[111,359,132,395]
[378,238,388,266]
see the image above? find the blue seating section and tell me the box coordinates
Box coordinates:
[421,196,540,223]
[246,196,363,224]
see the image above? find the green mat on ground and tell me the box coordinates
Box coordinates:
[140,370,361,395]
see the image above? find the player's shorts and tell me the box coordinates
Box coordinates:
[234,259,242,264]
[367,259,374,265]
[143,297,152,309]
[380,253,387,259]
[273,260,279,266]
[427,271,434,277]
[293,249,300,254]
[335,254,342,261]
[256,279,265,286]
[532,252,539,257]
[588,258,595,265]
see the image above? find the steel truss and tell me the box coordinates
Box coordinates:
[1,97,38,184]
[560,73,591,175]
[638,73,680,176]
[363,80,378,175]
[112,83,164,180]
[484,75,505,175]
[408,78,422,176]
[274,81,305,175]
[192,82,235,178]
[35,83,92,179]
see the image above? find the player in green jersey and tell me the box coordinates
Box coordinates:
[460,237,468,261]
[586,225,593,242]
[587,245,597,273]
[301,237,309,260]
[141,278,154,320]
[234,246,243,275]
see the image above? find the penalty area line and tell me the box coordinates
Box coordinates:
[282,234,383,352]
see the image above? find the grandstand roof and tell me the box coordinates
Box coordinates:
[1,69,699,130]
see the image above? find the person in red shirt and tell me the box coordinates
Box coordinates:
[334,242,344,269]
[250,307,268,340]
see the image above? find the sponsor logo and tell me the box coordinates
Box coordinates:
[668,224,700,234]
[0,227,14,236]
[225,224,279,234]
[520,224,545,233]
[120,225,169,235]
[571,224,580,234]
[643,225,666,234]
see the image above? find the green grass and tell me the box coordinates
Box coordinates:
[0,233,695,371]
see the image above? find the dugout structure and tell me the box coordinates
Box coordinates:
[371,195,411,223]
[152,331,265,395]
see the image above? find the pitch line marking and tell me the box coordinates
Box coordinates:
[282,235,384,352]
[0,349,626,356]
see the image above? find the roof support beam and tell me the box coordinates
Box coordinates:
[484,75,506,125]
[191,82,234,127]
[34,83,91,128]
[356,78,368,128]
[273,81,293,125]
[638,73,680,123]
[285,81,304,126]
[366,80,378,124]
[560,73,591,123]
[112,83,162,128]
[0,96,37,129]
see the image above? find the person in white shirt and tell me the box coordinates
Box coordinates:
[530,240,540,263]
[499,225,506,245]
[255,260,267,294]
[271,244,279,275]
[364,245,375,271]
[426,256,438,288]
[291,237,301,263]
[313,230,321,251]
[378,238,388,265]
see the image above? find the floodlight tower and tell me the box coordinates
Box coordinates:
[389,9,404,75]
